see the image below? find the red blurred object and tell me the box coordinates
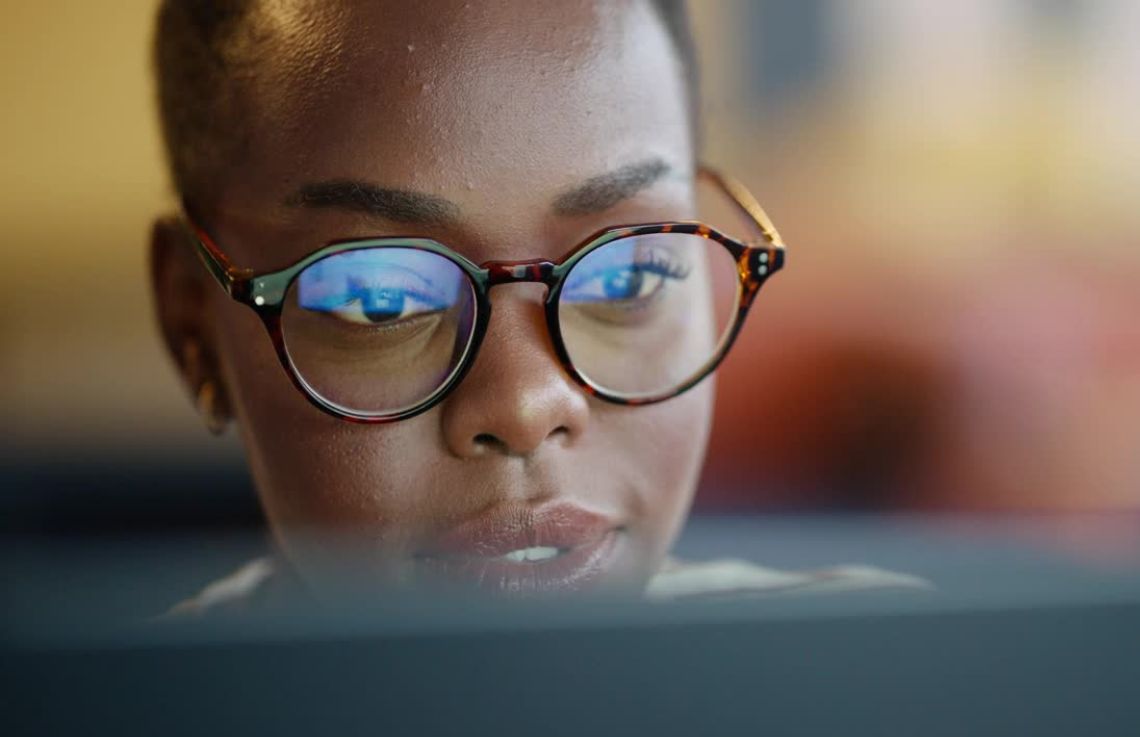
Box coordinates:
[698,243,1140,513]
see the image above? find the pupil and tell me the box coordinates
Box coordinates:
[603,267,643,300]
[362,288,405,323]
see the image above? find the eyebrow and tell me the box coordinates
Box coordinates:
[286,157,673,224]
[287,180,461,226]
[551,158,672,216]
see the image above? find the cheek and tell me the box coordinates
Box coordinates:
[208,295,444,538]
[602,377,714,561]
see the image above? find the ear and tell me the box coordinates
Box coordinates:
[149,216,232,426]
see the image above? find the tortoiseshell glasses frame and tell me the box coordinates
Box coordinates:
[182,165,786,423]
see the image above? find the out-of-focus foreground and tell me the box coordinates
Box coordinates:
[2,1,1138,517]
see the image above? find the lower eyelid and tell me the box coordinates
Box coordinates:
[320,306,445,331]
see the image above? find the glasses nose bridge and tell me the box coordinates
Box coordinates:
[483,259,558,290]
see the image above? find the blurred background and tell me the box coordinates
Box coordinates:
[693,1,1140,517]
[2,2,1138,553]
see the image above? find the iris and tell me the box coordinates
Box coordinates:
[602,266,645,300]
[351,283,406,323]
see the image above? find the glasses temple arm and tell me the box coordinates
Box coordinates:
[180,207,253,300]
[697,166,786,249]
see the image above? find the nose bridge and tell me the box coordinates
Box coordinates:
[440,257,589,460]
[483,259,557,289]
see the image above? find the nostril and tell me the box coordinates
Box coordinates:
[470,427,569,456]
[473,433,504,451]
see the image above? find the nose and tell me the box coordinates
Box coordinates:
[440,287,589,458]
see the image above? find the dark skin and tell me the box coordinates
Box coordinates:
[151,0,711,596]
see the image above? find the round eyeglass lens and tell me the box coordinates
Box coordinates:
[557,232,740,399]
[281,247,477,417]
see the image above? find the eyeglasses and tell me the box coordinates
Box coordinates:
[183,166,786,423]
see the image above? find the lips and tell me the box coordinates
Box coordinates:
[413,502,622,595]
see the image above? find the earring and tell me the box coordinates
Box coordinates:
[196,381,229,436]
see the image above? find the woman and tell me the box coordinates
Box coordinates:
[151,0,920,611]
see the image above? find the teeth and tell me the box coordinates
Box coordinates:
[501,546,562,563]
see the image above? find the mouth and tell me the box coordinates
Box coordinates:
[412,503,623,595]
[498,545,564,562]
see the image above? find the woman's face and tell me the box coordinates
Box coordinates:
[159,0,710,596]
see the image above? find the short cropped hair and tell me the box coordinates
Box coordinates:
[153,0,698,200]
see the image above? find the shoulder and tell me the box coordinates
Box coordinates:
[164,555,930,616]
[645,557,930,601]
[162,557,279,618]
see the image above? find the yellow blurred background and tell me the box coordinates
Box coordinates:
[3,1,1139,512]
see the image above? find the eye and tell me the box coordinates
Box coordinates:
[297,265,450,329]
[322,280,447,326]
[563,249,690,306]
[596,265,663,301]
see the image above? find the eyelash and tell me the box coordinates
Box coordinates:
[342,280,445,310]
[570,250,691,285]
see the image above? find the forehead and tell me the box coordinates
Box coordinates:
[224,0,691,222]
